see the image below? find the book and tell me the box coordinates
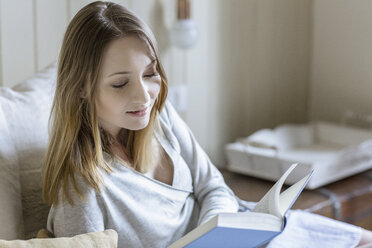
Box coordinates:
[168,163,313,248]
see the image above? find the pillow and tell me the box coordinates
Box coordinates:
[0,63,57,238]
[0,104,24,239]
[0,229,118,248]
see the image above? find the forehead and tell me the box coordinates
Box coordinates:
[100,36,154,76]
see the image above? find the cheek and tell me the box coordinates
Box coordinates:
[96,90,124,117]
[148,81,161,99]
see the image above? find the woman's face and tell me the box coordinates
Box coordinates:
[95,36,161,138]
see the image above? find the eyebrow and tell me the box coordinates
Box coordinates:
[107,59,156,77]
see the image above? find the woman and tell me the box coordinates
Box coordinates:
[43,1,372,247]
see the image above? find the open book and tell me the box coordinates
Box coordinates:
[168,163,313,248]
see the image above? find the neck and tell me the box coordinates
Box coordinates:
[108,128,129,145]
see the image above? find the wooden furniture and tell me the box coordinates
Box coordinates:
[221,169,372,229]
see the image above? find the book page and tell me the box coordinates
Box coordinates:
[251,164,299,219]
[278,170,313,216]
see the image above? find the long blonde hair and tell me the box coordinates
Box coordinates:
[42,1,168,205]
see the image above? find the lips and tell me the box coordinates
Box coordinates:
[126,107,148,117]
[127,107,148,113]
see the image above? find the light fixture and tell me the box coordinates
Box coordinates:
[170,0,198,49]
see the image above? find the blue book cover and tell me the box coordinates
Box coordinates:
[184,225,282,248]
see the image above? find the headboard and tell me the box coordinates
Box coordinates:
[0,0,133,88]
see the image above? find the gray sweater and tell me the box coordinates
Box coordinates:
[47,101,239,247]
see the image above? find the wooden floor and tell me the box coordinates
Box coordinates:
[221,169,372,230]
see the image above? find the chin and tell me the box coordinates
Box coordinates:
[126,120,150,131]
[131,125,148,131]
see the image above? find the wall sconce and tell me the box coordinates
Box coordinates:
[170,0,198,49]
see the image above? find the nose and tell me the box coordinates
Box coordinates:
[132,77,151,104]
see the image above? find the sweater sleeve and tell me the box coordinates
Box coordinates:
[162,101,239,225]
[46,178,105,237]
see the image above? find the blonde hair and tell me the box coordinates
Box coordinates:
[42,1,168,205]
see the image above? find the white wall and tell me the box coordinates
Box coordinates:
[0,0,313,166]
[0,0,37,87]
[310,0,372,122]
[207,0,312,165]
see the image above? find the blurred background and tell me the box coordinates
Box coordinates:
[1,0,372,167]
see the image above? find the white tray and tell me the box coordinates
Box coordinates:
[225,121,372,189]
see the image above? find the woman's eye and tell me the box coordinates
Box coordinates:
[144,72,159,78]
[112,82,128,88]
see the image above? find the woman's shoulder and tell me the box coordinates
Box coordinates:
[47,175,105,237]
[53,173,101,209]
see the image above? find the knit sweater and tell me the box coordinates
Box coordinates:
[47,101,239,247]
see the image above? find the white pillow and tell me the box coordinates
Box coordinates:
[0,102,24,239]
[0,229,118,248]
[0,63,57,238]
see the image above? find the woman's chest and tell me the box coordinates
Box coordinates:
[145,145,174,185]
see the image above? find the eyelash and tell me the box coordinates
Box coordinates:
[145,72,159,78]
[112,72,159,88]
[112,82,128,88]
